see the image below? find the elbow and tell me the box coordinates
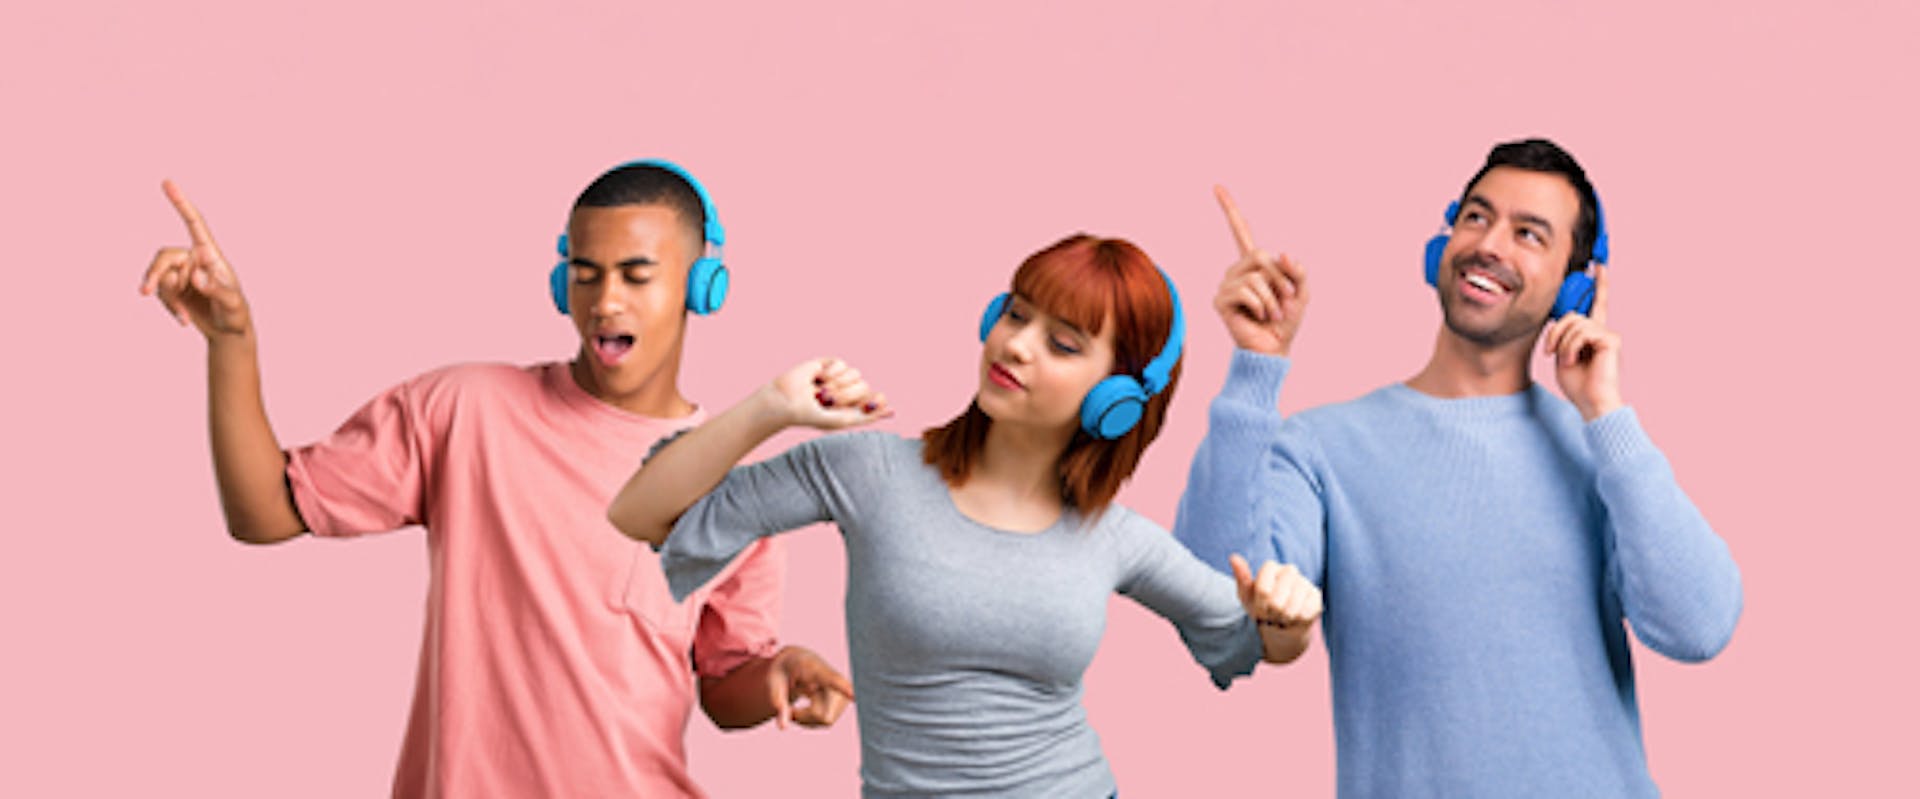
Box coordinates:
[606,504,666,548]
[1648,575,1745,664]
[1660,620,1738,664]
[222,507,306,544]
[1680,596,1744,663]
[226,523,302,546]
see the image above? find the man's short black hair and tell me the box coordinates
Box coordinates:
[1460,139,1599,275]
[572,163,708,246]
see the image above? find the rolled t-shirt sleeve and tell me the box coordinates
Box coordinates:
[284,378,432,538]
[691,537,786,679]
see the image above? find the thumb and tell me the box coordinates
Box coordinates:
[825,668,856,702]
[1229,554,1254,602]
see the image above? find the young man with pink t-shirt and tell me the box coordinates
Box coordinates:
[140,161,852,798]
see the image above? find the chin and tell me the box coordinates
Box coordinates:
[973,387,1007,420]
[1441,304,1545,348]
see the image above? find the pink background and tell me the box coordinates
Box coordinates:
[3,0,1913,795]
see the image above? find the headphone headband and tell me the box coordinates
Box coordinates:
[612,158,726,247]
[978,261,1186,439]
[1139,267,1185,395]
[550,158,731,316]
[1425,183,1611,319]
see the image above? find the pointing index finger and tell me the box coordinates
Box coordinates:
[1214,185,1257,256]
[162,179,218,248]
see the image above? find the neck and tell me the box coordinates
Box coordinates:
[1405,325,1536,398]
[972,417,1074,507]
[569,351,696,418]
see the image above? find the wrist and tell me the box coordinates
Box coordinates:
[747,384,800,431]
[1579,394,1623,422]
[206,328,259,360]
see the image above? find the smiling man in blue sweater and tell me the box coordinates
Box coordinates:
[1175,139,1742,797]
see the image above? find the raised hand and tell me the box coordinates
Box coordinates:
[1212,186,1309,357]
[140,180,252,339]
[765,357,893,430]
[766,645,855,730]
[1230,553,1322,631]
[1540,266,1624,422]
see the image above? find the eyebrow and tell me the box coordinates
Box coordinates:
[1464,194,1556,237]
[1010,294,1091,338]
[569,256,658,269]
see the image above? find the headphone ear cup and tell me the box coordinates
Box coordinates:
[1081,376,1149,439]
[550,261,571,315]
[551,233,572,315]
[1552,271,1595,319]
[1424,201,1460,288]
[687,257,728,315]
[1424,233,1449,288]
[979,293,1010,342]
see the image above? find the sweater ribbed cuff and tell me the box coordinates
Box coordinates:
[1220,349,1291,410]
[1584,406,1654,465]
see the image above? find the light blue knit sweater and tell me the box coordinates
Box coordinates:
[1174,350,1742,798]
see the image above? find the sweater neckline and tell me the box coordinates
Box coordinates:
[1382,381,1546,420]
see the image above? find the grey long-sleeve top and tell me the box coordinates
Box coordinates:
[658,431,1261,798]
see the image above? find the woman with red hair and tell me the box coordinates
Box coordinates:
[608,233,1319,797]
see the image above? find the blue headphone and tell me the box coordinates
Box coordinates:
[977,267,1186,440]
[1423,191,1610,319]
[551,159,729,316]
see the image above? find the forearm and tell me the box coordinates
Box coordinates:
[608,387,791,547]
[1174,350,1292,569]
[206,333,305,543]
[1590,408,1743,661]
[697,651,782,729]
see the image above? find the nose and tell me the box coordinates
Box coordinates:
[1001,320,1040,363]
[1465,219,1514,262]
[589,275,628,319]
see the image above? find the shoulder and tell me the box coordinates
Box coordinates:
[399,361,541,400]
[372,362,546,429]
[1087,502,1169,550]
[785,429,916,475]
[1290,385,1401,430]
[1265,388,1379,458]
[806,428,910,457]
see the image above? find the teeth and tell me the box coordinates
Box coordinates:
[1465,274,1502,293]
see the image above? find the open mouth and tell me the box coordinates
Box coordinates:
[1463,271,1507,297]
[1456,261,1518,305]
[593,333,635,367]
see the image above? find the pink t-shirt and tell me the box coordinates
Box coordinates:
[285,362,781,798]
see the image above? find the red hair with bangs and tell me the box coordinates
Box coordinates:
[921,233,1183,516]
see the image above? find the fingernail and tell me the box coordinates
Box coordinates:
[818,394,834,407]
[812,376,825,386]
[863,402,877,413]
